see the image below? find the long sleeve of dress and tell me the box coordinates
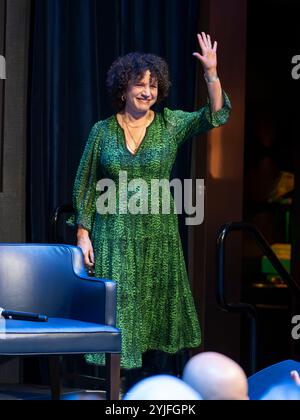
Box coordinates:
[71,121,102,232]
[163,91,231,148]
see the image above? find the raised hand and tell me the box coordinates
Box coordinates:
[193,32,217,74]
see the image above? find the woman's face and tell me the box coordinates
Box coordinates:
[124,70,158,114]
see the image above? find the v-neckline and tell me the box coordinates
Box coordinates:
[115,112,157,157]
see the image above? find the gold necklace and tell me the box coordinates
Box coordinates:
[124,126,145,153]
[122,112,152,154]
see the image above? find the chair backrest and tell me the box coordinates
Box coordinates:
[248,359,300,400]
[0,244,105,318]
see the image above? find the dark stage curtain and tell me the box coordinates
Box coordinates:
[28,0,202,247]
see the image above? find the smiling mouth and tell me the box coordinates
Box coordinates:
[138,99,151,105]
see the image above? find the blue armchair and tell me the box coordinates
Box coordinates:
[0,244,121,400]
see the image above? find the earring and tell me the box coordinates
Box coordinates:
[121,95,126,102]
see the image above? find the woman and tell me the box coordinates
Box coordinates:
[72,33,231,371]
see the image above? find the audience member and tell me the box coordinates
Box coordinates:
[183,352,249,400]
[124,374,202,400]
[125,353,300,401]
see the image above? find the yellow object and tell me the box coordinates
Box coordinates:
[268,171,294,203]
[261,243,292,276]
[271,243,291,260]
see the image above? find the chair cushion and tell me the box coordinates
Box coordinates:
[0,318,121,355]
[0,318,117,334]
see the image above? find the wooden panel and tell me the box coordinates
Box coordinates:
[0,0,6,191]
[189,0,247,365]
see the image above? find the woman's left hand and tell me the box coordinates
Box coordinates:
[193,32,217,73]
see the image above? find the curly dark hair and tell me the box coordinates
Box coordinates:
[106,52,171,111]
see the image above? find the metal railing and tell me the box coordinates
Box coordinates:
[216,222,300,374]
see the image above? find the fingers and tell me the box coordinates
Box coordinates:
[89,248,95,266]
[84,247,95,268]
[207,34,212,49]
[193,52,204,63]
[79,243,95,268]
[197,32,216,51]
[197,33,207,52]
[201,32,210,49]
[77,237,95,268]
[291,370,300,386]
[84,253,94,268]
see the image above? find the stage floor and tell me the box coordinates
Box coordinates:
[0,384,106,400]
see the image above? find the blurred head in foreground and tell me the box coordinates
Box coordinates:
[183,352,249,400]
[124,374,202,400]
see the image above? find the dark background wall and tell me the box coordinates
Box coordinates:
[243,0,300,372]
[0,0,30,243]
[0,0,31,383]
[190,0,247,364]
[0,0,5,188]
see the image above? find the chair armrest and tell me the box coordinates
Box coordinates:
[70,274,117,327]
[65,245,117,327]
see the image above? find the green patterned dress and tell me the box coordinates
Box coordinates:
[72,93,231,369]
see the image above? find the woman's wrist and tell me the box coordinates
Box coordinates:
[204,69,219,84]
[77,226,90,240]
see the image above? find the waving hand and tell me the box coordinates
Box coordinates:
[193,32,218,73]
